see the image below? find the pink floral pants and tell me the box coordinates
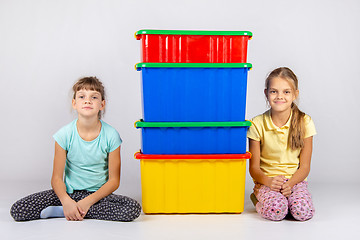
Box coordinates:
[254,181,315,221]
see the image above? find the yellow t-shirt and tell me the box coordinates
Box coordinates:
[247,110,316,179]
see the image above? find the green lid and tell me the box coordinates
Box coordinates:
[135,63,252,70]
[136,29,252,37]
[135,120,251,128]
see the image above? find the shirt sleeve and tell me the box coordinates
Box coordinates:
[247,118,261,141]
[304,115,317,138]
[108,129,122,153]
[53,125,70,151]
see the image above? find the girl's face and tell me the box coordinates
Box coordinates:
[265,77,298,114]
[72,89,105,119]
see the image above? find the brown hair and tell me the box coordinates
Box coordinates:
[265,67,305,150]
[72,76,106,118]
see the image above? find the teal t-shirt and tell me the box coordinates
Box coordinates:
[53,119,122,193]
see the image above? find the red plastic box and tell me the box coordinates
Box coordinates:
[135,30,252,63]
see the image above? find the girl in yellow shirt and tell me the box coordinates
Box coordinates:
[247,67,316,221]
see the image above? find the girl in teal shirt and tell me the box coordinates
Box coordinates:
[11,77,141,221]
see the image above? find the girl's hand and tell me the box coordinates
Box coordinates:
[268,175,286,192]
[76,198,92,218]
[281,181,293,197]
[62,198,84,221]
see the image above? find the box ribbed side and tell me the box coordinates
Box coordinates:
[140,158,246,214]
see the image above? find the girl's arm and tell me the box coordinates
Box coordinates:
[249,139,284,192]
[51,142,83,221]
[76,146,121,216]
[281,136,313,197]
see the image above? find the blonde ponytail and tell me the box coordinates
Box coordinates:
[289,103,305,150]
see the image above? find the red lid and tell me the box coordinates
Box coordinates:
[134,152,251,160]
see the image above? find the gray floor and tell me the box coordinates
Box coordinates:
[1,181,359,240]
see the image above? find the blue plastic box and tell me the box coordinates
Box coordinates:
[136,63,252,122]
[135,121,251,154]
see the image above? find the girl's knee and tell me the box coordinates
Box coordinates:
[264,207,288,221]
[291,207,314,221]
[257,194,288,221]
[123,199,142,221]
[10,201,21,221]
[98,197,142,222]
[10,200,30,221]
[124,209,141,222]
[118,195,142,218]
[110,202,141,222]
[290,198,315,221]
[10,190,59,221]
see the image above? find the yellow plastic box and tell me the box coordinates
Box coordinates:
[134,152,251,214]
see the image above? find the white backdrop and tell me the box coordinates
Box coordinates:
[1,0,359,199]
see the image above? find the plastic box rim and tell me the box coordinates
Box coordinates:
[135,120,252,128]
[135,63,252,70]
[134,152,251,160]
[135,29,253,37]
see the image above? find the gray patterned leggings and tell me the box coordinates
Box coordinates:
[10,190,141,222]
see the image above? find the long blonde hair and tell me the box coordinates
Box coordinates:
[265,67,305,150]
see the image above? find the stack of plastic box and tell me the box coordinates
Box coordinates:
[134,30,252,214]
